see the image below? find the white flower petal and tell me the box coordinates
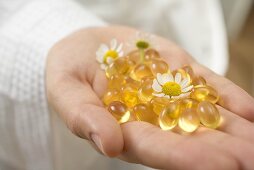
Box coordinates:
[152,79,162,92]
[110,39,117,50]
[182,85,193,93]
[118,51,124,57]
[116,43,123,52]
[107,57,114,64]
[100,64,106,70]
[175,73,181,84]
[101,44,109,52]
[163,73,174,83]
[156,73,164,85]
[152,93,165,97]
[180,77,189,89]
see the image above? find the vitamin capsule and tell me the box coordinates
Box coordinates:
[179,98,199,111]
[197,101,220,129]
[138,78,153,102]
[108,74,126,90]
[178,108,200,132]
[150,97,173,115]
[159,102,180,130]
[182,65,195,78]
[133,103,158,125]
[144,49,160,60]
[102,89,121,106]
[130,64,153,81]
[148,58,169,75]
[121,85,139,107]
[190,85,219,104]
[105,57,133,78]
[192,76,206,86]
[108,101,130,123]
[126,50,141,64]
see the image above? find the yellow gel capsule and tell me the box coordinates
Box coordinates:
[150,97,172,115]
[108,74,126,90]
[179,108,200,132]
[138,78,153,102]
[197,101,220,129]
[102,89,121,106]
[192,76,206,86]
[179,98,199,111]
[121,85,139,108]
[108,101,130,123]
[133,103,158,125]
[159,102,179,130]
[126,50,141,64]
[149,58,169,75]
[182,65,195,78]
[144,49,160,60]
[130,64,153,81]
[105,57,133,78]
[190,85,219,104]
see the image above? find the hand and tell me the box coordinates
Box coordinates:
[46,26,254,170]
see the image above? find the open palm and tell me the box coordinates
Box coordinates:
[46,26,254,170]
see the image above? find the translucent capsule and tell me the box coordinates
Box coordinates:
[192,76,206,86]
[108,74,126,90]
[126,50,141,64]
[138,78,153,102]
[197,101,220,129]
[150,97,172,115]
[179,98,199,111]
[121,85,139,107]
[130,64,153,81]
[133,103,158,125]
[108,101,130,123]
[144,49,160,60]
[105,57,133,78]
[103,89,121,106]
[190,85,219,104]
[179,108,200,132]
[159,102,180,130]
[182,65,194,78]
[148,58,169,76]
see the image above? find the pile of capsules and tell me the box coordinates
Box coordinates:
[101,47,220,133]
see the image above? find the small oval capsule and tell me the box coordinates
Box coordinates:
[159,102,180,130]
[179,98,199,111]
[138,78,153,102]
[150,97,172,115]
[102,89,121,106]
[108,101,130,123]
[179,108,200,132]
[133,103,158,125]
[108,74,126,90]
[192,76,206,86]
[121,85,139,108]
[145,48,160,60]
[130,64,153,81]
[190,85,219,104]
[105,57,133,78]
[149,58,169,76]
[182,65,195,78]
[197,101,220,129]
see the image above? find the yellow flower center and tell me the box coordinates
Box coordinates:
[162,82,182,96]
[103,50,118,63]
[136,40,149,49]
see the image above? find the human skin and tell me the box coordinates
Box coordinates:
[46,26,254,170]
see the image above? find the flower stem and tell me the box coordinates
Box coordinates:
[139,48,145,63]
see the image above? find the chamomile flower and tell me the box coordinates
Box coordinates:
[127,32,155,50]
[96,39,124,69]
[152,72,193,99]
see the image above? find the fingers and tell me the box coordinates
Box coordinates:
[192,63,254,121]
[217,106,254,143]
[47,75,123,157]
[119,122,238,170]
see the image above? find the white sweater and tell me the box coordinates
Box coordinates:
[0,0,227,169]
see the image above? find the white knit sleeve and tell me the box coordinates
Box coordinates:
[0,0,106,169]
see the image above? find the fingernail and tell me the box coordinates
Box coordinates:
[91,134,106,155]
